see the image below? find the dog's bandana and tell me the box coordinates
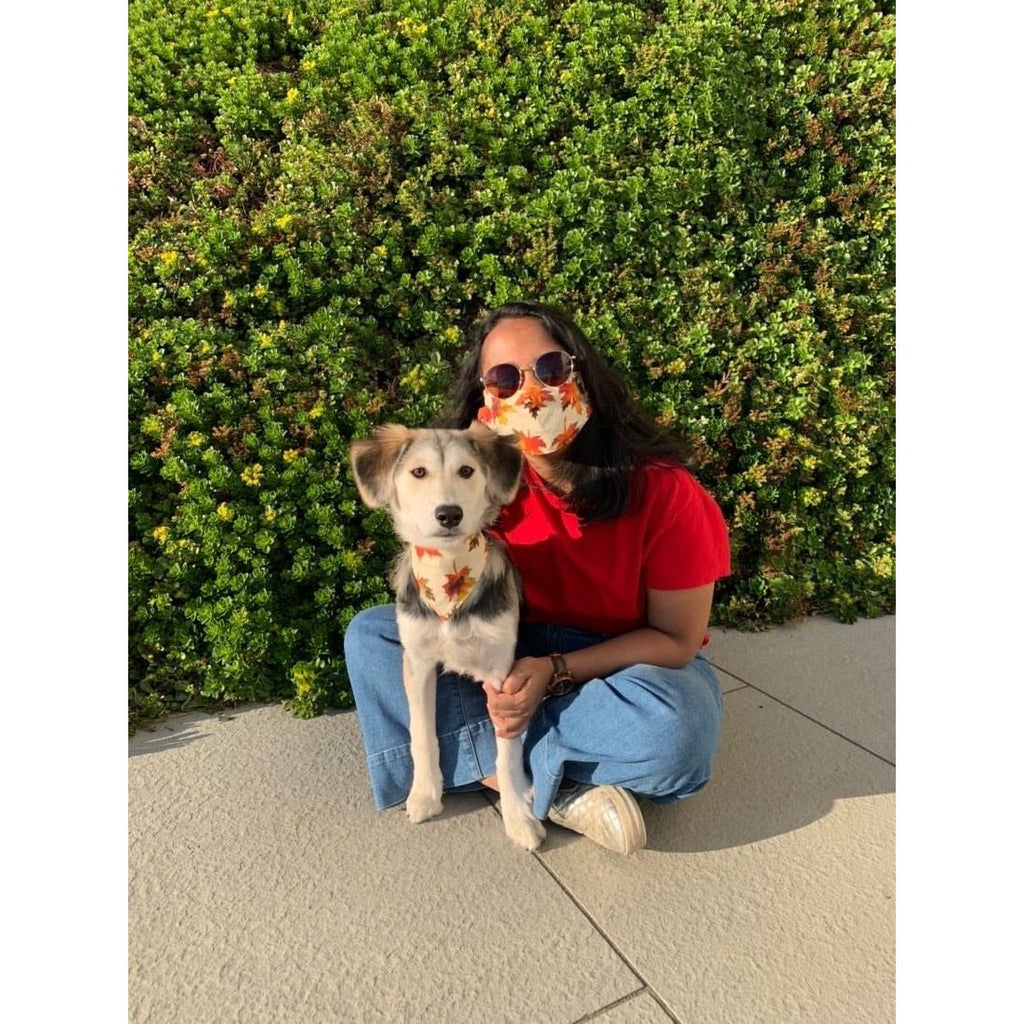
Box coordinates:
[477,375,593,456]
[410,533,489,620]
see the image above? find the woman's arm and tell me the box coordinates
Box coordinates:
[564,584,715,680]
[486,583,716,739]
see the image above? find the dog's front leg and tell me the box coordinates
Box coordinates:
[494,735,546,851]
[403,652,444,823]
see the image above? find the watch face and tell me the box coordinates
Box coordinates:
[550,676,574,697]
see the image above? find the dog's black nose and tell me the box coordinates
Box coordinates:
[435,505,463,529]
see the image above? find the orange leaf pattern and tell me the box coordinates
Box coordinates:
[516,383,554,417]
[558,379,585,413]
[483,394,513,425]
[517,432,547,456]
[552,422,580,451]
[442,564,476,604]
[409,534,489,619]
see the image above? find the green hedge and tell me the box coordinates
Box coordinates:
[129,0,895,725]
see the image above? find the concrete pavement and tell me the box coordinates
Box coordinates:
[129,614,895,1023]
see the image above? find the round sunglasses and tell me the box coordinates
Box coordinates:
[479,350,577,399]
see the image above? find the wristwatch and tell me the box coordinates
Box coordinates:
[547,653,576,697]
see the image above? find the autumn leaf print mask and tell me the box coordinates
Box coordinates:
[476,374,593,456]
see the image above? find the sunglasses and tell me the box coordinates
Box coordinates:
[480,350,577,399]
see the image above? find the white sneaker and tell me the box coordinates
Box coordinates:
[547,784,647,855]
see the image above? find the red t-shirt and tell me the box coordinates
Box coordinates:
[489,461,731,636]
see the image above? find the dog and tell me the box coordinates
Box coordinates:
[350,421,546,851]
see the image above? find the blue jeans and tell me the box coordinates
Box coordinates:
[342,604,724,820]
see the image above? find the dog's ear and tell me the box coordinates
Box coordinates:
[468,421,523,507]
[350,425,414,508]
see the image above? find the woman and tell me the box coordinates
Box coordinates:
[344,301,730,854]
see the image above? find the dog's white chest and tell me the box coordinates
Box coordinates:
[397,609,518,689]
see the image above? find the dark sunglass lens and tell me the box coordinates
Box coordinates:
[483,363,520,398]
[535,350,573,386]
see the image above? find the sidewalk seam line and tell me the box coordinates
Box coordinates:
[482,797,680,1022]
[530,847,682,1024]
[569,987,651,1024]
[710,662,895,767]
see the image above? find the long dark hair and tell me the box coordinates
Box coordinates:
[440,301,692,522]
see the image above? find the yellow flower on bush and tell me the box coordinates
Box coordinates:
[308,404,323,420]
[253,283,268,297]
[159,251,178,265]
[397,17,427,38]
[275,213,293,230]
[187,432,205,447]
[444,326,460,341]
[152,525,170,544]
[241,464,263,487]
[263,506,277,523]
[747,463,769,486]
[871,550,895,579]
[217,503,233,521]
[285,88,300,105]
[283,449,300,462]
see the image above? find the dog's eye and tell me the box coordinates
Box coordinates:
[410,467,427,479]
[457,465,475,479]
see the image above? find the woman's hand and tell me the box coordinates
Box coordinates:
[486,656,553,739]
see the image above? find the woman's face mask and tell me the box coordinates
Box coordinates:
[476,350,593,455]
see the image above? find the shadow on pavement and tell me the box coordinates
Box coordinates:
[643,687,894,854]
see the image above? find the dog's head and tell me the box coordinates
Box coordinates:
[350,422,522,545]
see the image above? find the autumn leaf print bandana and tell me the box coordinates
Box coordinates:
[477,374,593,456]
[410,533,489,620]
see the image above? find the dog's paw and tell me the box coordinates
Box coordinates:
[503,804,546,852]
[405,790,443,824]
